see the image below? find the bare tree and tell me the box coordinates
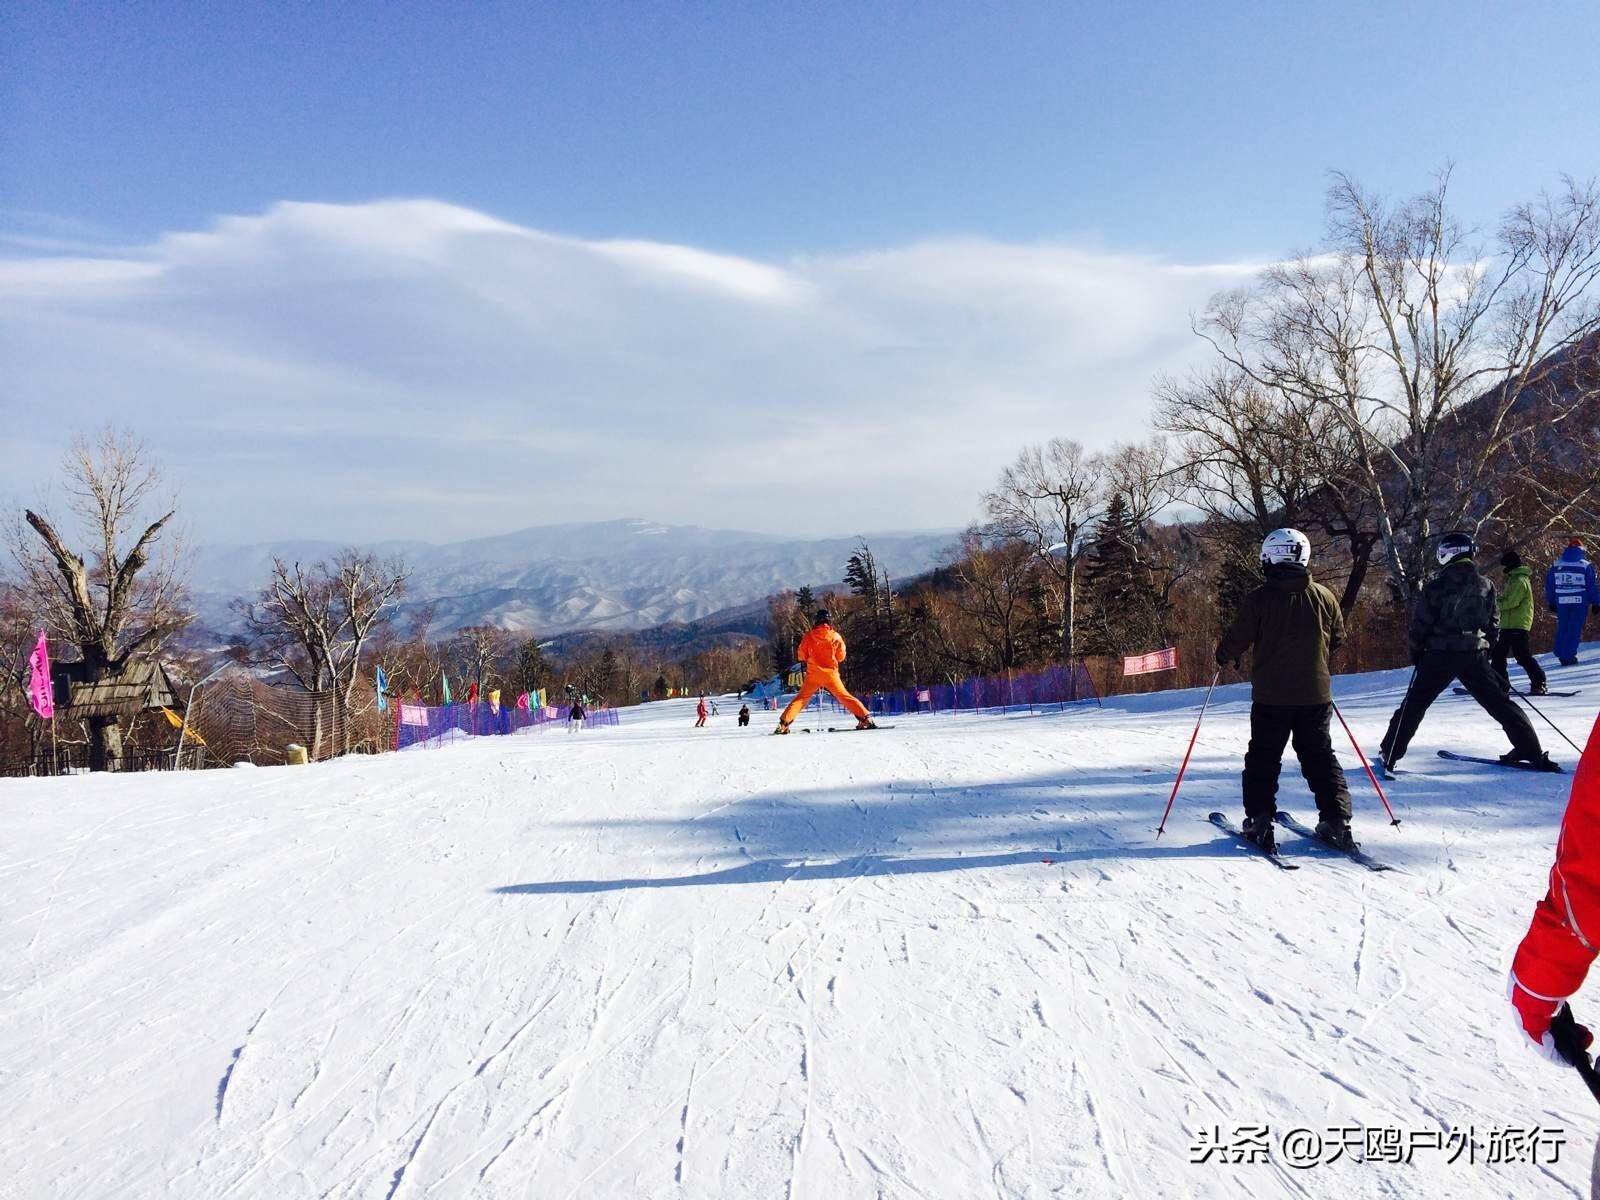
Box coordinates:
[983,439,1106,662]
[939,530,1041,674]
[1155,367,1379,610]
[454,624,511,696]
[237,550,408,755]
[1203,169,1600,603]
[8,429,191,769]
[1155,367,1321,534]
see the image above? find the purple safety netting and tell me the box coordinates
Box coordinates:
[788,662,1098,718]
[395,702,620,750]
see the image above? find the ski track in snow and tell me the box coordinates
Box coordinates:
[2,658,1599,1197]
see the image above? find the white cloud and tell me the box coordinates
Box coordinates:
[0,199,1255,542]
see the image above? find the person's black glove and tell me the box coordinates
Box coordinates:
[1549,1001,1597,1069]
[1214,647,1227,667]
[1410,649,1425,667]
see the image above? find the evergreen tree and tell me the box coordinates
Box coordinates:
[1214,531,1264,636]
[592,648,618,700]
[1080,493,1169,657]
[844,542,900,689]
[515,637,549,694]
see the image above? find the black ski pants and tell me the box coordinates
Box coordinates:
[1492,629,1548,693]
[1242,702,1351,826]
[1380,649,1541,766]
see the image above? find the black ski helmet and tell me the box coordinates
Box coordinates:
[1501,550,1522,570]
[813,608,832,626]
[1436,531,1475,566]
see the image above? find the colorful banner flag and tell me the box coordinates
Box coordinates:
[467,681,479,704]
[400,703,429,727]
[488,689,501,713]
[375,666,389,713]
[27,631,53,720]
[516,692,531,711]
[441,672,452,704]
[1123,647,1179,676]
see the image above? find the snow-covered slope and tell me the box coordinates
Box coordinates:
[5,655,1599,1198]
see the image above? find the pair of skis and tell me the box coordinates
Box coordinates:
[1208,810,1394,872]
[1374,749,1565,779]
[1452,687,1580,697]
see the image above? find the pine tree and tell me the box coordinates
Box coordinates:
[1214,532,1264,635]
[515,637,549,694]
[845,542,900,689]
[1080,493,1169,657]
[593,648,618,699]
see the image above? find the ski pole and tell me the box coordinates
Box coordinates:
[1156,668,1220,837]
[1508,685,1584,756]
[1331,700,1401,827]
[1386,666,1417,767]
[1550,1004,1600,1106]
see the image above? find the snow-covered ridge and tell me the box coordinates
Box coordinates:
[4,652,1597,1196]
[189,518,955,635]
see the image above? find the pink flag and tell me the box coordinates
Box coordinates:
[516,692,531,711]
[27,631,54,719]
[1123,647,1179,676]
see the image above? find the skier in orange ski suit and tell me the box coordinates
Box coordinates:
[776,610,876,733]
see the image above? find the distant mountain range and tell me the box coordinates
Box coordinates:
[191,518,957,638]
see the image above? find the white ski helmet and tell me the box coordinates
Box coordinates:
[1260,528,1311,570]
[1436,531,1475,565]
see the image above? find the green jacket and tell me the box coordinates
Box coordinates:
[1499,565,1534,632]
[1216,566,1345,706]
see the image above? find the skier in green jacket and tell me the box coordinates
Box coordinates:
[1494,551,1549,695]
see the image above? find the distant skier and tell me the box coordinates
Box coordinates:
[1546,539,1600,666]
[774,609,876,734]
[568,699,586,727]
[1379,532,1552,771]
[695,696,708,728]
[1509,713,1600,1064]
[1214,528,1354,853]
[1494,550,1548,695]
[737,704,751,727]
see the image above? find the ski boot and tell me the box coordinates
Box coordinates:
[1314,820,1360,853]
[855,716,878,730]
[1240,814,1277,854]
[1500,747,1560,771]
[1531,681,1550,696]
[772,720,792,736]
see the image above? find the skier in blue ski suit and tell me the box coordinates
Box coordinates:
[1546,540,1600,665]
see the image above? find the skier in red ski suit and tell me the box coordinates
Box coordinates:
[695,697,708,728]
[1509,712,1600,1063]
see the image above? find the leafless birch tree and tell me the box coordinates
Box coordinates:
[237,550,408,754]
[1202,169,1600,603]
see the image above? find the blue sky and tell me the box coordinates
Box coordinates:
[3,1,1598,542]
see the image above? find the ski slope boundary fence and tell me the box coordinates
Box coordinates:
[396,702,619,751]
[777,662,1099,718]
